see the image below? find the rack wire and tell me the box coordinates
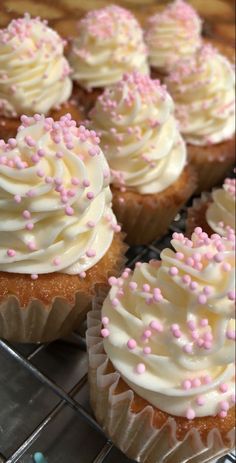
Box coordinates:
[0,206,235,463]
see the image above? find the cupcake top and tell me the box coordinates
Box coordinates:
[0,114,118,278]
[68,5,149,90]
[145,0,202,73]
[206,178,236,236]
[0,14,72,117]
[101,228,235,419]
[165,44,235,146]
[90,72,186,194]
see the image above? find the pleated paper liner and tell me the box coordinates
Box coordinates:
[112,164,197,246]
[187,137,235,195]
[86,307,235,463]
[0,232,127,343]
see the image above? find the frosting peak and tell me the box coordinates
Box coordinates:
[145,0,202,73]
[102,228,235,419]
[69,5,149,89]
[0,114,117,277]
[90,71,186,194]
[206,177,236,236]
[0,14,72,117]
[165,44,235,145]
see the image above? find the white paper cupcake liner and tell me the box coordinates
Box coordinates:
[86,302,235,463]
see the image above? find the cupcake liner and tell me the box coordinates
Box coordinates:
[112,165,197,246]
[0,235,127,343]
[86,305,235,463]
[188,138,235,194]
[186,193,213,238]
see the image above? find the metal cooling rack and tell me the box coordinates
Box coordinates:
[0,206,235,463]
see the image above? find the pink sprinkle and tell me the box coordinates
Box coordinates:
[203,375,212,385]
[214,251,224,263]
[186,408,196,420]
[203,332,213,342]
[219,383,228,393]
[143,346,152,355]
[169,266,179,276]
[37,148,45,157]
[227,291,235,301]
[71,177,80,186]
[143,329,152,339]
[183,344,193,354]
[83,179,90,187]
[86,249,96,258]
[36,168,45,178]
[65,206,74,216]
[14,195,22,203]
[102,316,109,326]
[108,276,117,286]
[219,411,227,418]
[196,396,205,406]
[127,339,137,350]
[149,320,163,332]
[187,320,196,331]
[101,328,110,338]
[26,223,34,231]
[171,328,181,338]
[23,210,31,220]
[183,380,192,390]
[53,257,61,266]
[182,274,191,284]
[176,252,184,260]
[136,363,146,374]
[87,220,95,228]
[220,401,229,411]
[129,282,137,291]
[226,329,236,341]
[25,135,36,147]
[31,274,38,280]
[192,378,201,388]
[198,294,207,305]
[111,298,119,307]
[28,242,36,251]
[79,271,86,278]
[222,263,231,272]
[87,192,94,200]
[143,283,150,292]
[200,318,208,327]
[190,281,198,291]
[7,249,16,257]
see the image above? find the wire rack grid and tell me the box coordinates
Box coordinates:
[0,206,235,463]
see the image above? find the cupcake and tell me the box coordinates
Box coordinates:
[0,14,82,141]
[145,0,202,78]
[187,177,236,237]
[165,44,235,193]
[0,113,126,343]
[68,5,149,115]
[87,228,235,463]
[90,72,197,245]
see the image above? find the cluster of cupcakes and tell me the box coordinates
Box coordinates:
[0,2,235,463]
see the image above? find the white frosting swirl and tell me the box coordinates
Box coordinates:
[206,178,236,236]
[145,0,202,73]
[90,72,186,194]
[69,5,149,90]
[0,14,72,117]
[102,229,235,418]
[165,44,235,146]
[0,114,117,276]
